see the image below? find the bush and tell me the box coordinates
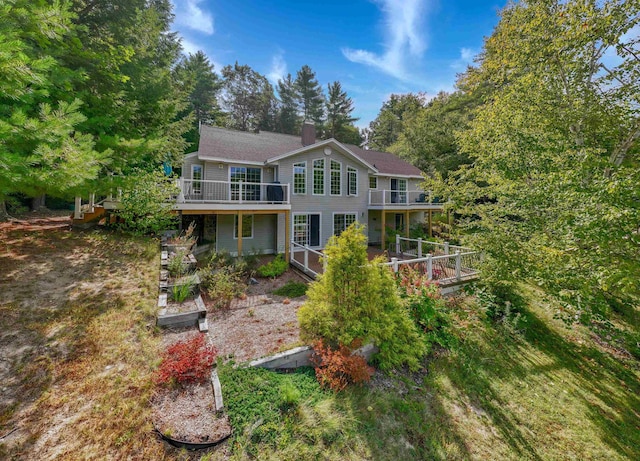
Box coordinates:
[310,340,374,392]
[167,249,190,278]
[273,281,307,298]
[256,254,288,278]
[171,277,196,303]
[154,334,217,386]
[298,223,425,370]
[200,266,244,309]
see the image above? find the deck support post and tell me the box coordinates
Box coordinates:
[391,257,399,273]
[444,242,450,255]
[237,211,243,256]
[74,196,82,220]
[455,250,462,281]
[395,233,400,255]
[428,210,432,238]
[284,210,290,262]
[381,212,386,250]
[405,210,410,237]
[88,193,95,213]
[427,254,433,280]
[417,238,423,258]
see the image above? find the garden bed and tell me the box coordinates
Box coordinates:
[157,295,206,328]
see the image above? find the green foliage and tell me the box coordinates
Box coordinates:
[273,282,308,298]
[298,223,425,370]
[167,250,189,278]
[115,168,178,235]
[397,265,458,350]
[325,81,361,144]
[275,73,301,135]
[256,254,288,278]
[294,65,324,124]
[170,277,196,304]
[365,93,425,150]
[436,0,640,323]
[200,266,244,309]
[221,62,275,131]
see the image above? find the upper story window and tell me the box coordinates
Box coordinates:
[192,165,203,194]
[390,178,407,203]
[313,159,325,195]
[347,167,358,196]
[230,166,261,201]
[369,176,377,189]
[330,160,341,196]
[293,162,306,194]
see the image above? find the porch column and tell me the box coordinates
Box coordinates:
[237,211,243,256]
[284,210,290,262]
[380,211,386,250]
[404,210,410,237]
[428,210,432,238]
[74,196,82,220]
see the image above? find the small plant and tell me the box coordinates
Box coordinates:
[273,281,307,298]
[171,279,194,303]
[278,382,301,411]
[167,221,197,246]
[247,309,255,317]
[154,335,217,386]
[256,254,288,278]
[200,266,244,309]
[310,340,374,392]
[282,298,290,305]
[167,249,189,277]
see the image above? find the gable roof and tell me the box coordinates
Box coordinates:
[196,125,423,178]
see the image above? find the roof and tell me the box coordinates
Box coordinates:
[196,125,423,177]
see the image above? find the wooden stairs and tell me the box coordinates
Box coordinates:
[71,205,111,227]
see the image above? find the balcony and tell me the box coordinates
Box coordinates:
[175,179,291,212]
[368,189,444,210]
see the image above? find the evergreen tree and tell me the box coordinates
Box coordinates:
[275,74,301,135]
[366,93,425,150]
[294,65,324,124]
[221,62,275,132]
[325,81,361,144]
[175,50,222,148]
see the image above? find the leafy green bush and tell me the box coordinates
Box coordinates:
[257,254,288,278]
[298,223,425,370]
[273,281,307,298]
[170,277,196,303]
[200,266,244,309]
[167,249,189,277]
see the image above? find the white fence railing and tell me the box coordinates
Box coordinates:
[178,179,290,204]
[289,241,325,278]
[368,190,443,206]
[390,235,474,258]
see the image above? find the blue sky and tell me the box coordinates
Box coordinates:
[170,0,506,128]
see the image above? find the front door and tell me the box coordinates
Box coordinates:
[309,214,320,247]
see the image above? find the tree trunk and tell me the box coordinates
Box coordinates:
[0,199,9,222]
[31,194,47,211]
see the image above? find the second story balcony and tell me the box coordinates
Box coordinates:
[368,189,444,210]
[175,179,291,211]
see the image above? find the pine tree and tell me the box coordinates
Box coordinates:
[294,65,325,124]
[325,81,361,144]
[275,74,301,134]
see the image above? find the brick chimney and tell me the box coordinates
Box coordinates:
[301,120,316,146]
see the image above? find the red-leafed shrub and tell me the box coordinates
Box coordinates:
[154,334,217,386]
[310,340,374,392]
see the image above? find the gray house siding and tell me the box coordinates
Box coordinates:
[216,213,277,256]
[275,146,371,248]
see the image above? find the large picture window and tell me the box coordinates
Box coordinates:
[333,213,356,236]
[293,162,306,194]
[347,167,358,196]
[313,159,325,195]
[230,166,261,201]
[330,160,341,196]
[234,214,253,239]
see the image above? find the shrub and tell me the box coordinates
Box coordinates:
[200,266,244,309]
[171,277,195,303]
[256,254,288,278]
[167,249,189,277]
[273,281,307,298]
[310,340,374,392]
[298,223,425,370]
[154,334,217,386]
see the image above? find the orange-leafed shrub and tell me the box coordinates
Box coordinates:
[310,340,374,392]
[154,334,217,385]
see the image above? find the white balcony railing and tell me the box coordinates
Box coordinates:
[178,179,290,204]
[368,189,442,206]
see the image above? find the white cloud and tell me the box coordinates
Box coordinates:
[342,0,429,80]
[267,52,287,85]
[450,47,477,70]
[172,0,214,35]
[180,38,201,55]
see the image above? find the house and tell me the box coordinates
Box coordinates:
[175,122,444,260]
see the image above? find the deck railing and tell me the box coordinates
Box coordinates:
[289,241,325,278]
[178,179,290,204]
[389,235,474,258]
[368,189,442,206]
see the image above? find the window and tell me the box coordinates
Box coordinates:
[313,159,325,195]
[192,165,203,194]
[347,167,358,196]
[293,214,309,246]
[333,213,357,236]
[230,166,261,201]
[234,214,253,239]
[293,162,306,194]
[369,176,377,189]
[330,160,341,196]
[391,178,407,203]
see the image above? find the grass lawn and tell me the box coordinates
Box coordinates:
[220,285,640,460]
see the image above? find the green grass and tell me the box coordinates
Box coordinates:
[272,281,307,298]
[221,285,640,460]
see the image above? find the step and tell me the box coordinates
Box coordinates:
[158,293,167,308]
[198,317,209,332]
